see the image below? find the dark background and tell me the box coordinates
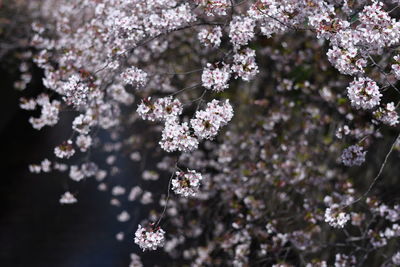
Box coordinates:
[0,62,162,267]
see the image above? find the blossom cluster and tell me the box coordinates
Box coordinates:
[341,145,367,167]
[190,99,233,140]
[198,26,223,48]
[347,77,382,110]
[373,102,399,126]
[159,119,199,153]
[201,64,231,92]
[171,170,203,197]
[120,67,148,88]
[231,48,259,81]
[324,204,350,228]
[134,225,165,251]
[23,94,60,130]
[54,141,75,159]
[195,0,229,17]
[137,97,183,122]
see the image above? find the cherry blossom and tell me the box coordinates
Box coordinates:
[229,16,255,49]
[373,102,399,126]
[160,119,199,153]
[195,0,229,17]
[54,141,75,159]
[231,48,259,81]
[59,191,77,205]
[198,26,223,48]
[325,204,350,228]
[120,67,148,88]
[134,224,165,251]
[201,63,231,92]
[171,170,203,197]
[341,145,367,167]
[347,77,382,110]
[190,99,233,140]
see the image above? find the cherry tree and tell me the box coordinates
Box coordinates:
[9,0,400,265]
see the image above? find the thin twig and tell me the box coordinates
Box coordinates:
[155,161,178,227]
[344,133,400,208]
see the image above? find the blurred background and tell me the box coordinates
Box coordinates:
[0,59,146,267]
[0,3,153,265]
